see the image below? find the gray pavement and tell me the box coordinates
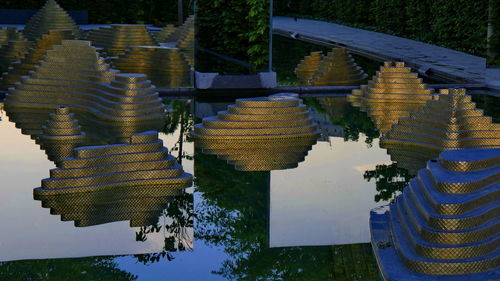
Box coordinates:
[273,16,489,84]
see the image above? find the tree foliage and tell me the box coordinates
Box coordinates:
[364,163,412,202]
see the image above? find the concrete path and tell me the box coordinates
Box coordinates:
[273,17,487,84]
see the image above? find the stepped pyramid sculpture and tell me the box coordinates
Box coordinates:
[0,27,25,46]
[34,131,193,196]
[157,15,195,43]
[176,27,194,67]
[0,40,32,70]
[37,107,86,163]
[191,93,321,171]
[155,24,175,42]
[87,25,157,56]
[0,29,75,90]
[23,0,83,40]
[294,51,323,84]
[5,40,166,125]
[348,61,436,134]
[35,184,187,227]
[309,48,368,86]
[113,46,191,88]
[370,148,500,280]
[381,88,500,151]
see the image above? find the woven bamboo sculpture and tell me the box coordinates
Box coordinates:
[156,15,195,43]
[191,93,320,171]
[34,184,186,227]
[113,46,191,88]
[23,0,83,40]
[370,148,500,280]
[4,40,166,125]
[0,29,75,90]
[34,131,193,196]
[379,88,500,174]
[87,25,157,56]
[348,61,436,135]
[295,51,323,84]
[155,24,176,42]
[37,106,86,163]
[0,27,25,46]
[310,48,368,86]
[0,40,32,70]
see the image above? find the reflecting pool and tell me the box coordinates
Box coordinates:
[0,95,497,280]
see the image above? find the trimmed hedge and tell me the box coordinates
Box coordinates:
[0,0,192,25]
[276,0,490,58]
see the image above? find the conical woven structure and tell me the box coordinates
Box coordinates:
[0,29,74,90]
[23,0,83,40]
[0,40,32,70]
[370,148,500,280]
[294,51,323,84]
[155,24,176,42]
[176,27,194,67]
[112,46,190,88]
[0,27,25,46]
[309,48,367,86]
[157,15,195,43]
[348,61,436,134]
[191,93,320,171]
[5,40,166,124]
[37,106,86,163]
[381,88,500,151]
[34,131,193,196]
[87,25,156,56]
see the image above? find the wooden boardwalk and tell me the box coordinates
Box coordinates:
[273,17,486,84]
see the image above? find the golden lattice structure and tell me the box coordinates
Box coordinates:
[294,51,323,84]
[4,40,166,126]
[0,27,25,47]
[34,131,193,196]
[87,25,157,56]
[0,29,75,90]
[37,106,86,163]
[0,40,32,70]
[155,24,176,43]
[370,148,500,279]
[34,184,186,227]
[381,88,500,151]
[348,61,436,135]
[23,0,83,40]
[191,93,320,171]
[309,48,368,86]
[112,46,191,88]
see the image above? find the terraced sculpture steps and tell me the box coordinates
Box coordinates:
[35,185,186,227]
[0,29,75,90]
[87,25,156,56]
[0,40,32,70]
[0,27,25,47]
[34,131,193,196]
[348,61,436,135]
[37,107,86,163]
[155,25,175,42]
[380,88,500,174]
[370,148,500,280]
[113,46,191,88]
[4,40,166,125]
[157,15,195,43]
[191,93,320,171]
[23,0,83,40]
[295,51,323,84]
[310,48,367,86]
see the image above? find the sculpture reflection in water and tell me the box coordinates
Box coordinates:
[195,152,382,280]
[191,93,321,171]
[371,148,500,280]
[34,131,194,259]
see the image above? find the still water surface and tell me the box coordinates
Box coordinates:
[0,95,495,280]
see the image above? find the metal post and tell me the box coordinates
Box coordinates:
[269,0,273,72]
[178,0,184,25]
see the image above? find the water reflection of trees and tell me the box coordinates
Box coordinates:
[163,99,194,163]
[0,257,137,281]
[195,152,381,280]
[364,163,412,203]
